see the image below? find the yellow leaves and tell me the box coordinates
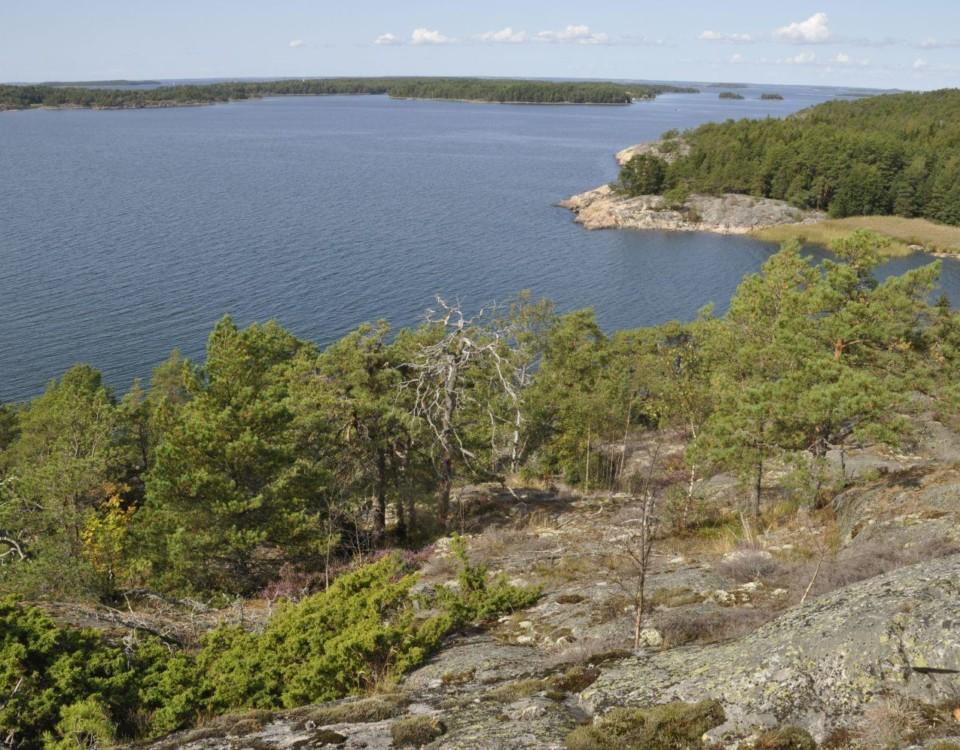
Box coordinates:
[80,483,135,580]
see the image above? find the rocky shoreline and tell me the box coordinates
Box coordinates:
[561,138,826,236]
[560,184,826,235]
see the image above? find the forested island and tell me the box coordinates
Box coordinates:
[718,91,744,100]
[37,79,163,87]
[4,230,960,748]
[760,93,784,100]
[616,88,960,226]
[0,77,698,110]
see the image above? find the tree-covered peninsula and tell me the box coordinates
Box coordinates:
[0,77,698,110]
[616,88,960,225]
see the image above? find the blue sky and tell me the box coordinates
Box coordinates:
[3,1,959,89]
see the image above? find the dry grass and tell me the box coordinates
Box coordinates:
[847,696,960,749]
[545,636,632,669]
[658,606,775,648]
[753,216,960,256]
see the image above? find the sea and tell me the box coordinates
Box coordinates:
[2,81,957,401]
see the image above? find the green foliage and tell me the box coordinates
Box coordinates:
[618,155,668,195]
[691,236,936,513]
[565,700,726,749]
[137,316,327,595]
[436,535,541,623]
[0,545,537,748]
[661,184,691,210]
[0,597,178,750]
[41,698,115,750]
[189,545,536,713]
[0,366,122,598]
[616,89,960,225]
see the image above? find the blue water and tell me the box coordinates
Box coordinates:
[1,84,956,402]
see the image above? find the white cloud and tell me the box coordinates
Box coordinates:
[729,53,745,63]
[410,28,453,45]
[374,33,401,46]
[919,37,960,49]
[536,25,609,45]
[288,39,304,48]
[775,12,832,44]
[478,27,528,44]
[783,51,817,65]
[832,52,850,64]
[913,58,929,70]
[700,30,753,43]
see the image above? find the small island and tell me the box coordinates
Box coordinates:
[718,91,745,100]
[0,77,700,111]
[760,93,784,100]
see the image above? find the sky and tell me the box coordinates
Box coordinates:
[3,1,959,89]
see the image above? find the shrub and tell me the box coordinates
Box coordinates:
[41,698,116,750]
[434,535,540,624]
[565,700,725,749]
[661,184,691,210]
[0,597,180,750]
[0,546,537,748]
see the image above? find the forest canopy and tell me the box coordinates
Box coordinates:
[0,78,698,110]
[616,88,960,225]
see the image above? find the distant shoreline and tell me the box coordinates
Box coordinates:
[1,78,699,112]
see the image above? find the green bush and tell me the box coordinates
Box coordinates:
[0,547,537,749]
[0,597,179,750]
[618,154,667,196]
[565,700,725,749]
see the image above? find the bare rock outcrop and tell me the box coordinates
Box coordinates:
[615,138,691,166]
[560,184,825,235]
[580,553,960,744]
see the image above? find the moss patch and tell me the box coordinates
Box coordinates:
[391,716,446,747]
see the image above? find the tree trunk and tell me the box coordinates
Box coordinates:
[584,427,591,492]
[754,453,763,519]
[394,494,406,541]
[438,447,452,528]
[373,448,387,542]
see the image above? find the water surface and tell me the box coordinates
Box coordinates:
[1,84,956,401]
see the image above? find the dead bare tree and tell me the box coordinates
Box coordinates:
[404,295,550,526]
[604,441,663,651]
[0,536,26,563]
[404,297,502,527]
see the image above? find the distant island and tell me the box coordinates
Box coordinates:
[564,88,960,254]
[37,79,162,87]
[0,77,700,110]
[760,93,784,100]
[719,91,745,100]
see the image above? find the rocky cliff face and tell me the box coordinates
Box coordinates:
[560,185,825,235]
